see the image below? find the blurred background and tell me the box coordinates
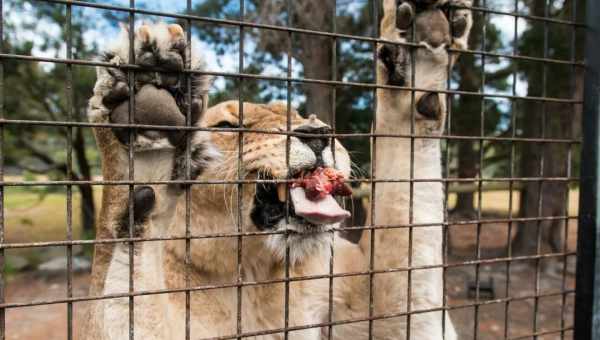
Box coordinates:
[3,0,584,338]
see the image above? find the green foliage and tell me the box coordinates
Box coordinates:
[5,1,100,234]
[4,1,98,176]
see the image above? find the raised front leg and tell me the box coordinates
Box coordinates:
[82,23,216,340]
[88,23,215,219]
[360,0,471,339]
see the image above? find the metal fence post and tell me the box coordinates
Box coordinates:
[575,0,600,338]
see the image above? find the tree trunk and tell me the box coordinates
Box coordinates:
[513,142,569,256]
[255,0,335,123]
[294,0,334,124]
[452,0,482,217]
[454,141,478,215]
[511,0,577,256]
[78,183,96,237]
[297,41,333,124]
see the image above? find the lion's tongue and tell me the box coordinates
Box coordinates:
[290,187,351,225]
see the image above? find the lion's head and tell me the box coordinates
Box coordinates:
[171,101,352,270]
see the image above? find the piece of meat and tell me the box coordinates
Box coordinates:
[292,167,352,201]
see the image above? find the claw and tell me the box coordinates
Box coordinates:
[137,25,152,44]
[109,55,123,66]
[168,24,185,41]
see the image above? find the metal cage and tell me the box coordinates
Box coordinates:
[0,0,595,339]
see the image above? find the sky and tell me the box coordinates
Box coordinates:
[8,0,532,103]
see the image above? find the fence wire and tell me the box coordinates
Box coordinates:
[0,0,588,339]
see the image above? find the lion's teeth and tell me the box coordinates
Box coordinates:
[277,184,287,202]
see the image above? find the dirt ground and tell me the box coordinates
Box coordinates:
[446,218,577,340]
[4,188,580,339]
[5,272,90,340]
[5,221,578,340]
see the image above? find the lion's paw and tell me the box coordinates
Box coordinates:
[379,0,472,87]
[89,23,216,185]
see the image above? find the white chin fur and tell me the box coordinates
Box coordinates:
[265,219,336,266]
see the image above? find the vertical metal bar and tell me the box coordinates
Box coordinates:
[474,2,488,337]
[236,1,245,338]
[406,7,418,340]
[367,0,378,338]
[127,2,136,339]
[0,0,5,338]
[574,0,600,338]
[442,4,455,337]
[442,102,450,338]
[328,1,337,338]
[185,1,193,339]
[532,2,550,338]
[284,1,292,339]
[504,1,519,338]
[561,143,573,337]
[561,1,578,339]
[64,1,74,339]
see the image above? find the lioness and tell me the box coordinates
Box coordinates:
[82,1,471,339]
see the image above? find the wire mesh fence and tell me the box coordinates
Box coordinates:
[0,0,590,339]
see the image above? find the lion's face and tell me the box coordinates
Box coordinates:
[194,101,351,264]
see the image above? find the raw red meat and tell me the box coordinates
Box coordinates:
[292,167,353,201]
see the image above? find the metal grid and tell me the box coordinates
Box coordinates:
[0,0,591,339]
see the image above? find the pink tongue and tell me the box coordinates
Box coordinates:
[290,187,351,225]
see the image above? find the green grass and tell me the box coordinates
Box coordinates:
[6,186,102,244]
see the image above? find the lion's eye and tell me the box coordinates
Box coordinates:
[212,121,240,129]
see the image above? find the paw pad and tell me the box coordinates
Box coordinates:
[101,23,206,149]
[416,92,441,120]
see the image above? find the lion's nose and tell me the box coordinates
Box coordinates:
[293,124,331,156]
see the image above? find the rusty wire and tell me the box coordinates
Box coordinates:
[0,0,586,339]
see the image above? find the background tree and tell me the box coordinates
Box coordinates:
[511,0,584,256]
[450,0,514,218]
[191,0,376,165]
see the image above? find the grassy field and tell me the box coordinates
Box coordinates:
[447,189,580,216]
[6,186,102,244]
[5,185,102,271]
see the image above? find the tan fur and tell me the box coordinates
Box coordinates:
[361,1,473,339]
[82,2,473,336]
[82,99,373,339]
